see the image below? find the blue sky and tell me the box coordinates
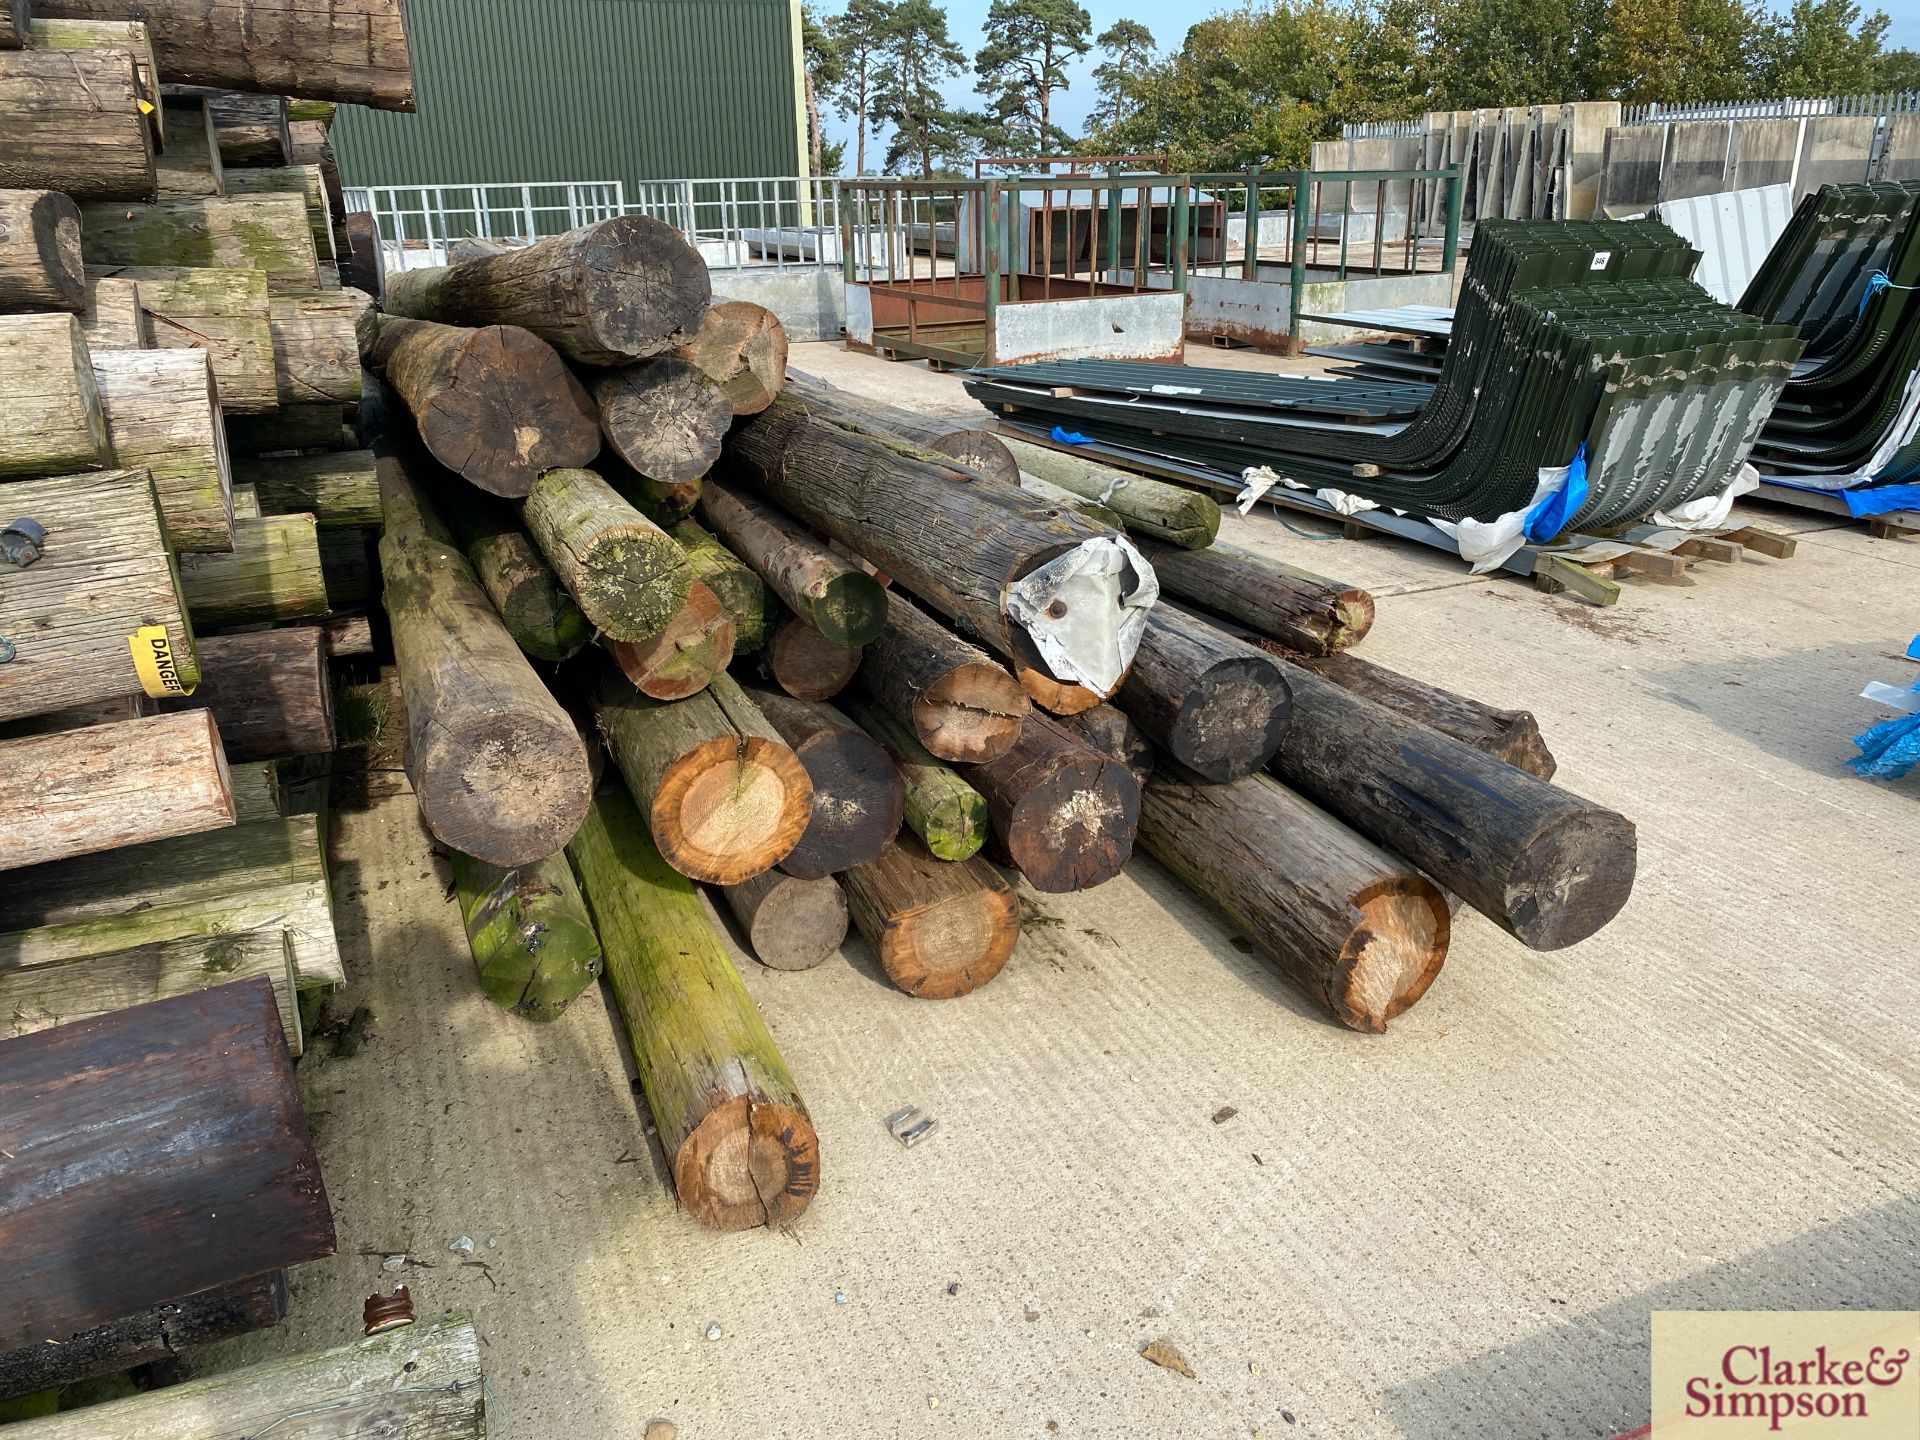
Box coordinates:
[816,0,1920,168]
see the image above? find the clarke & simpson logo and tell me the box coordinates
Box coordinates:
[1650,1311,1919,1438]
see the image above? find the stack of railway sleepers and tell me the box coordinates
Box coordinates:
[0,0,416,1409]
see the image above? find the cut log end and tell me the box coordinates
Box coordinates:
[882,876,1020,999]
[418,716,594,868]
[594,359,731,486]
[1504,809,1638,951]
[916,664,1029,763]
[674,1092,819,1231]
[578,216,713,360]
[778,726,905,880]
[678,300,789,415]
[655,735,813,885]
[727,871,847,971]
[1332,880,1451,1032]
[411,324,599,497]
[605,581,735,700]
[1010,629,1107,715]
[1168,658,1293,782]
[765,617,861,701]
[1003,753,1139,892]
[813,573,889,648]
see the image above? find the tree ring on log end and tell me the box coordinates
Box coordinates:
[423,717,593,867]
[1330,880,1450,1032]
[811,572,889,647]
[654,736,813,884]
[674,1093,819,1230]
[417,326,599,496]
[1006,756,1140,892]
[881,883,1020,999]
[579,530,694,642]
[913,663,1028,762]
[1503,809,1638,951]
[583,216,714,359]
[1168,659,1292,782]
[746,876,848,972]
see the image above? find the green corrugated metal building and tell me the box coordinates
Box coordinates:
[333,0,808,192]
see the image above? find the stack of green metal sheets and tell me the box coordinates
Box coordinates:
[964,219,1804,534]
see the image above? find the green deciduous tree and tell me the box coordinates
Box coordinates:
[1878,47,1920,92]
[1756,0,1891,96]
[1092,19,1157,134]
[1594,0,1761,103]
[974,0,1094,154]
[1428,0,1610,109]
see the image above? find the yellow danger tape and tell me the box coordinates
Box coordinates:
[128,624,194,698]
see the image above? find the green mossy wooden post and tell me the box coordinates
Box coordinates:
[840,694,989,862]
[695,479,887,647]
[668,517,767,653]
[434,493,592,665]
[568,788,819,1230]
[521,467,692,643]
[450,851,602,1022]
[1004,436,1222,549]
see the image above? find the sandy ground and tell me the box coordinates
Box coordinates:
[203,343,1920,1440]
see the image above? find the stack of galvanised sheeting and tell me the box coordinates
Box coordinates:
[962,219,1805,535]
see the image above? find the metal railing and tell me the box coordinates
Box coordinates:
[623,176,842,270]
[1340,118,1426,140]
[342,181,626,267]
[1621,90,1919,124]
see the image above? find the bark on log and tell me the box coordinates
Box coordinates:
[963,710,1140,892]
[0,1274,287,1406]
[433,488,591,664]
[104,263,277,413]
[450,850,603,1022]
[591,358,731,497]
[0,46,154,201]
[568,787,819,1230]
[153,96,223,198]
[0,976,333,1354]
[381,215,709,365]
[1003,435,1222,549]
[1139,768,1450,1032]
[320,610,373,657]
[225,403,348,457]
[783,370,1020,486]
[0,469,200,723]
[0,814,343,988]
[842,834,1020,999]
[675,300,788,415]
[762,613,861,701]
[695,479,887,646]
[1116,606,1291,782]
[78,274,150,348]
[0,926,298,1051]
[0,312,110,476]
[720,868,847,972]
[235,448,378,527]
[0,1317,490,1440]
[604,580,734,700]
[594,665,813,885]
[1267,647,1555,779]
[0,188,84,310]
[378,457,593,865]
[522,466,692,642]
[368,317,600,498]
[745,687,904,880]
[669,516,767,653]
[840,693,989,861]
[859,594,1028,763]
[0,694,151,740]
[1269,660,1636,950]
[1052,701,1154,791]
[80,193,317,291]
[91,347,234,552]
[724,393,1125,668]
[1135,537,1375,655]
[178,513,328,627]
[165,627,334,760]
[0,711,234,871]
[267,288,360,405]
[1019,470,1126,529]
[31,0,417,112]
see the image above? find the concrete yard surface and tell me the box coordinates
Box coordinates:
[202,345,1920,1440]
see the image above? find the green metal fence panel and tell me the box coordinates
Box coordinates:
[333,0,805,193]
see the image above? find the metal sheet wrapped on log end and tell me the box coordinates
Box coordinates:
[842,833,1020,999]
[1139,767,1449,1033]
